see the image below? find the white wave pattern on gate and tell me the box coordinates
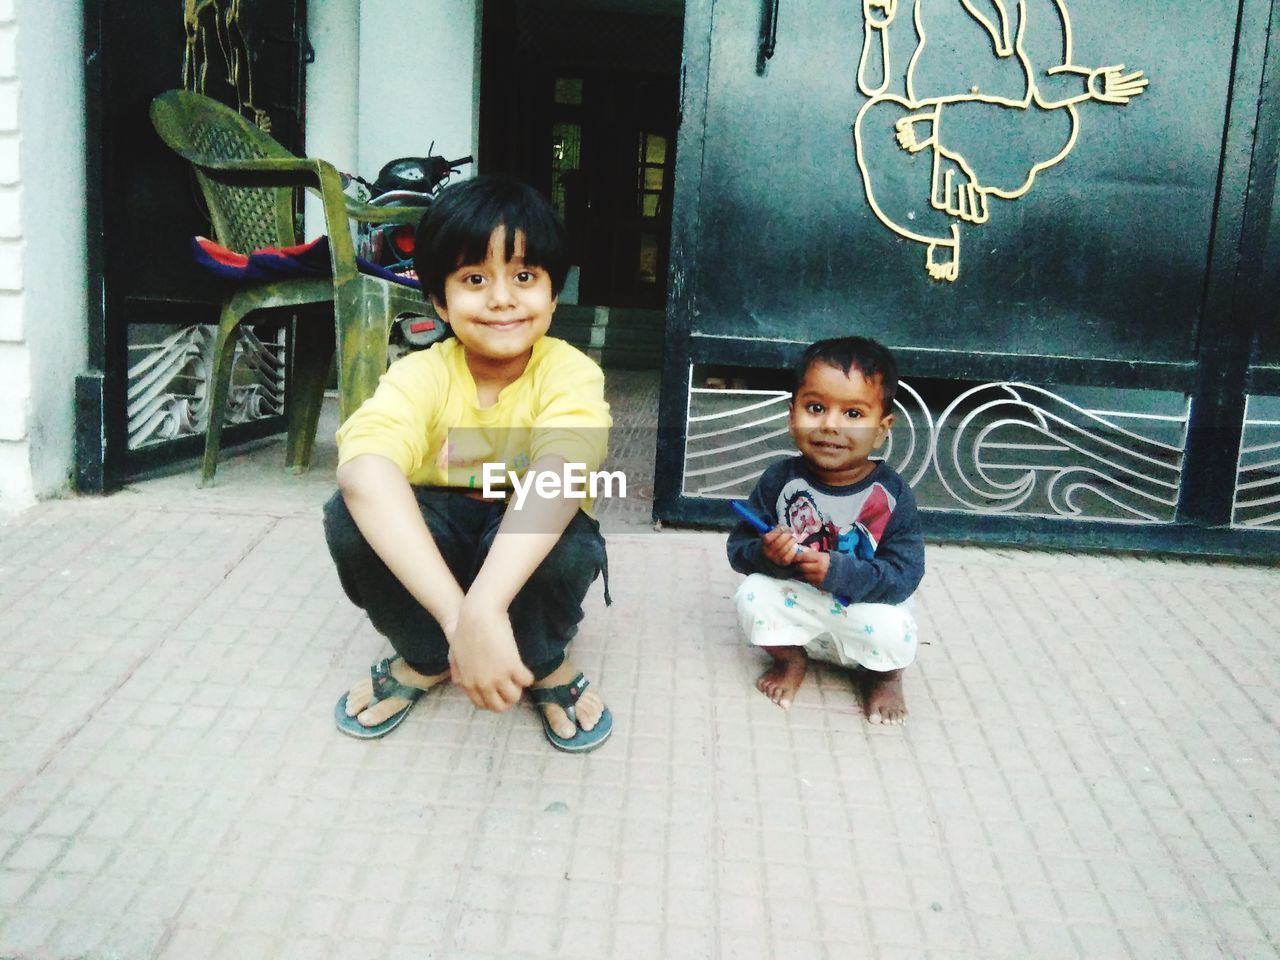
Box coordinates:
[932,383,1186,522]
[683,380,935,498]
[1232,395,1280,529]
[684,378,1188,522]
[126,324,285,449]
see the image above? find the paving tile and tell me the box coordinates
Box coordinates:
[0,835,63,873]
[1032,924,1091,959]
[44,916,112,958]
[22,873,89,913]
[0,907,59,955]
[971,915,1028,958]
[556,916,612,958]
[721,931,774,960]
[719,892,767,934]
[611,920,664,957]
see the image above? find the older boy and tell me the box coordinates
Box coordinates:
[324,175,612,751]
[727,336,924,723]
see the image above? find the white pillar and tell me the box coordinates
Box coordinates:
[2,0,87,508]
[304,0,360,240]
[356,0,481,182]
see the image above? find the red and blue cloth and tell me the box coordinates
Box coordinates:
[192,236,421,290]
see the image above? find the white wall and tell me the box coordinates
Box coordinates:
[354,0,482,184]
[303,0,360,240]
[0,0,87,510]
[304,0,481,237]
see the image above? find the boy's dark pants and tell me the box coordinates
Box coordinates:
[323,488,607,681]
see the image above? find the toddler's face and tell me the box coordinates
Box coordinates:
[789,362,893,486]
[432,225,555,367]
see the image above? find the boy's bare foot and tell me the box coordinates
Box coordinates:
[757,645,808,710]
[533,658,606,739]
[863,668,907,725]
[344,658,450,728]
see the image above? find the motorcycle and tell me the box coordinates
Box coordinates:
[345,147,473,349]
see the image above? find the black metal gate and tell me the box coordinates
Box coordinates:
[656,0,1280,556]
[79,0,308,491]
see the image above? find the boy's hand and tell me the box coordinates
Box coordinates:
[762,526,801,566]
[447,603,533,712]
[793,548,831,588]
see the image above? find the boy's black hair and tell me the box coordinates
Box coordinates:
[414,174,569,304]
[793,336,899,414]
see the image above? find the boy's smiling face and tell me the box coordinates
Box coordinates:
[789,361,894,486]
[432,225,555,374]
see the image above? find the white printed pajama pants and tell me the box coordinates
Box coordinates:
[734,573,918,671]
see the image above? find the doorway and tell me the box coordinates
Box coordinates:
[479,0,684,315]
[79,0,308,491]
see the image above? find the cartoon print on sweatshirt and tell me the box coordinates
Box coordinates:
[777,477,897,559]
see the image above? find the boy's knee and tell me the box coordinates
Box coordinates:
[857,603,918,667]
[506,515,603,606]
[899,608,918,639]
[856,602,913,631]
[323,491,366,559]
[734,573,774,609]
[531,525,604,595]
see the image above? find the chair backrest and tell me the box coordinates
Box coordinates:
[150,90,299,253]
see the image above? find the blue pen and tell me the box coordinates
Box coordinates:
[730,499,772,534]
[731,501,807,555]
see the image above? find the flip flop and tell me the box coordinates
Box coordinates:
[334,656,426,740]
[528,672,613,753]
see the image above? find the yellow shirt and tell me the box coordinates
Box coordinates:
[336,336,612,510]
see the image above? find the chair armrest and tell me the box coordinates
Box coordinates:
[191,155,326,185]
[193,158,424,224]
[197,156,361,285]
[344,200,431,227]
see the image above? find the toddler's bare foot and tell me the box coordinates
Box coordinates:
[345,658,449,728]
[533,659,606,739]
[757,645,808,710]
[863,668,907,725]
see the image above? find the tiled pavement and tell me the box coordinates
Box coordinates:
[2,372,1280,959]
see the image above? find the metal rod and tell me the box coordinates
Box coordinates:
[756,0,779,75]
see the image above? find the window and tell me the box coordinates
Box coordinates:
[550,121,581,222]
[636,132,669,284]
[554,76,583,105]
[636,132,667,220]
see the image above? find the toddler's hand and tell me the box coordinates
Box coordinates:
[793,548,831,588]
[762,526,801,566]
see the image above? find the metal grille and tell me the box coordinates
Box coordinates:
[1232,394,1280,529]
[126,323,285,450]
[684,378,1188,523]
[684,380,934,495]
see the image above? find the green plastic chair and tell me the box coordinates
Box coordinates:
[150,89,436,483]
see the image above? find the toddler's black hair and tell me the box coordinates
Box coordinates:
[793,336,899,414]
[414,174,569,304]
